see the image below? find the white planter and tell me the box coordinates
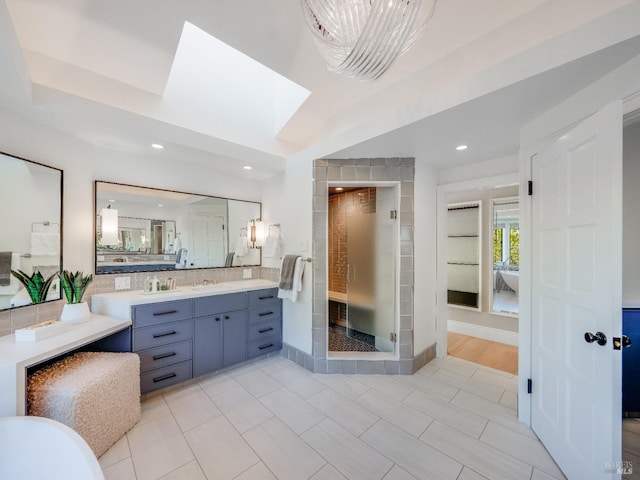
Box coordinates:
[60,302,90,324]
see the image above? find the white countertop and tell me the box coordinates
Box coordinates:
[0,315,132,368]
[91,278,279,320]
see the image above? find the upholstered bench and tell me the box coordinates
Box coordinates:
[27,351,141,457]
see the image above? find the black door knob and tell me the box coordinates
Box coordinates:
[623,335,632,348]
[584,331,607,346]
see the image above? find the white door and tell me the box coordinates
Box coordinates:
[189,214,225,268]
[531,101,622,479]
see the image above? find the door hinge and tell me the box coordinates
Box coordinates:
[390,332,397,342]
[527,378,532,394]
[528,181,533,196]
[390,210,398,219]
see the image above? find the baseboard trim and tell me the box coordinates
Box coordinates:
[447,320,518,346]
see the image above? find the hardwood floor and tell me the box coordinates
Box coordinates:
[447,332,518,375]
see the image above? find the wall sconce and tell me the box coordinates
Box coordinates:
[101,205,119,245]
[247,219,265,248]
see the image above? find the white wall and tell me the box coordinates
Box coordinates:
[0,110,265,275]
[413,160,438,354]
[623,121,640,305]
[262,157,313,354]
[439,155,519,185]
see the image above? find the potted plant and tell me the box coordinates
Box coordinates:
[59,270,94,323]
[10,269,57,304]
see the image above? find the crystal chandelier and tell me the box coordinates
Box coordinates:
[300,0,437,81]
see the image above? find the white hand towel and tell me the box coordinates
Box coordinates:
[30,232,60,256]
[263,234,283,258]
[235,235,249,257]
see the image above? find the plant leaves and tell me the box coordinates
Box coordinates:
[11,269,57,304]
[59,270,93,304]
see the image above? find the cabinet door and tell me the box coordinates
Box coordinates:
[223,310,248,367]
[193,316,223,377]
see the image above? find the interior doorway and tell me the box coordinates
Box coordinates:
[442,184,520,376]
[327,183,399,356]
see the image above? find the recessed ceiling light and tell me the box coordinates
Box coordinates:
[335,187,344,191]
[456,144,468,151]
[109,199,116,203]
[151,143,165,149]
[157,204,164,207]
[243,165,253,170]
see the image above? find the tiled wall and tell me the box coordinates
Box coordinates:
[308,157,430,374]
[92,266,278,295]
[328,187,376,294]
[0,266,281,335]
[0,300,64,337]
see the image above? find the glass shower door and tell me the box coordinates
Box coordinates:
[346,186,397,353]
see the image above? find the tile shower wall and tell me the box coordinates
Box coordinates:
[312,158,421,374]
[328,187,376,294]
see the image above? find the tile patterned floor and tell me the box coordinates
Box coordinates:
[623,419,640,479]
[99,354,566,480]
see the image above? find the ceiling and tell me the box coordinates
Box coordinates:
[0,0,638,179]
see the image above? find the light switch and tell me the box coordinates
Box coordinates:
[243,268,252,279]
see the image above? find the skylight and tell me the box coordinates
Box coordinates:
[163,21,311,141]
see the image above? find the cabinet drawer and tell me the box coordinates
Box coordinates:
[248,288,279,307]
[248,319,282,342]
[248,305,281,325]
[133,320,193,351]
[248,336,282,358]
[138,340,192,373]
[132,299,193,327]
[194,292,247,318]
[140,360,192,394]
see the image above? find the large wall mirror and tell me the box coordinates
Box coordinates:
[0,152,62,310]
[95,182,261,274]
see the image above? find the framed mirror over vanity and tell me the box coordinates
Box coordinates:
[95,181,261,274]
[0,152,62,310]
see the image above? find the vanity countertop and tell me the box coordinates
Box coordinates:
[91,278,279,319]
[0,314,131,367]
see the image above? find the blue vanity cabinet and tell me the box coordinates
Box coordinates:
[623,309,640,414]
[193,292,248,377]
[131,299,194,394]
[247,288,282,358]
[222,309,249,366]
[193,315,223,377]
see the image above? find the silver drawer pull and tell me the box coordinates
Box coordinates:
[153,330,177,338]
[259,343,274,350]
[153,372,177,383]
[258,311,274,317]
[258,327,274,334]
[258,295,274,300]
[153,310,178,316]
[153,352,177,361]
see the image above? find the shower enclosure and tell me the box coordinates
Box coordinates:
[328,184,398,354]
